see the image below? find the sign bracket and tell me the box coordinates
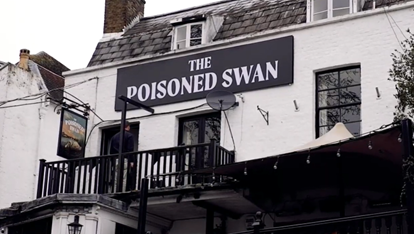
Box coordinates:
[257,105,269,125]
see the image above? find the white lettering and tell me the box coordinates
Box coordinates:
[156,81,167,99]
[167,78,180,97]
[266,61,278,80]
[205,57,212,69]
[127,86,137,99]
[138,84,150,101]
[205,73,217,91]
[222,69,233,88]
[188,60,196,72]
[251,64,265,83]
[234,65,254,85]
[181,76,193,95]
[193,74,204,93]
[150,82,157,100]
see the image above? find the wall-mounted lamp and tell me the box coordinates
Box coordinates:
[293,100,299,112]
[68,215,83,234]
[376,87,381,99]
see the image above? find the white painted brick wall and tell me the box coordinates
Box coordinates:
[0,65,64,209]
[63,4,413,164]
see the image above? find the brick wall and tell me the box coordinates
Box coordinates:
[104,0,145,34]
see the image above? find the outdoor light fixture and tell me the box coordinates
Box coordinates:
[68,215,83,234]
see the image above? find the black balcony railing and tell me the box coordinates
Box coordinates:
[235,209,407,234]
[36,141,234,198]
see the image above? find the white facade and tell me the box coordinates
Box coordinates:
[0,63,64,209]
[63,2,413,162]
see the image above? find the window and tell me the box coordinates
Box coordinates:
[311,0,355,21]
[316,66,361,137]
[178,112,221,146]
[8,217,53,234]
[177,112,221,171]
[100,122,140,156]
[173,23,204,50]
[115,223,137,234]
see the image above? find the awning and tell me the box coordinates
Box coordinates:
[193,122,403,192]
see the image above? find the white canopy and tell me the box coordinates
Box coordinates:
[292,122,354,152]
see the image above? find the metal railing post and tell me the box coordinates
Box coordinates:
[36,159,46,198]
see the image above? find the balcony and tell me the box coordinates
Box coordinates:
[36,141,235,198]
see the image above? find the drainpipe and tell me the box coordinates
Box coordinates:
[32,97,47,198]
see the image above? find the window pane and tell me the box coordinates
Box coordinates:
[181,120,199,145]
[319,108,340,126]
[314,0,328,12]
[176,26,186,41]
[339,68,361,87]
[319,125,334,136]
[190,24,202,39]
[205,116,221,143]
[345,122,361,136]
[176,41,186,49]
[318,89,339,107]
[333,0,350,9]
[341,105,361,123]
[313,11,328,21]
[318,72,339,90]
[333,8,350,17]
[190,39,202,46]
[339,86,361,105]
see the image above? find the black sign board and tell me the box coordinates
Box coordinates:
[57,108,88,159]
[115,35,294,111]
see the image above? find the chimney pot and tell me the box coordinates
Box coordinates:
[104,0,146,34]
[18,49,30,71]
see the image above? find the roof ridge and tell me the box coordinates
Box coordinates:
[141,0,237,20]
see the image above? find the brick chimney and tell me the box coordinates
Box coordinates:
[104,0,146,34]
[18,49,30,71]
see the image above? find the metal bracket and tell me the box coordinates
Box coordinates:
[257,106,269,125]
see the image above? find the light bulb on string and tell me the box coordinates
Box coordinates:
[273,157,279,169]
[244,163,248,176]
[306,155,311,164]
[398,134,402,143]
[337,148,341,157]
[368,140,373,150]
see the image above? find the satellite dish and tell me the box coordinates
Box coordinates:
[206,90,237,111]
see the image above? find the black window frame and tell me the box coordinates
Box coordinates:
[177,111,221,146]
[315,65,362,138]
[8,217,53,234]
[100,122,140,156]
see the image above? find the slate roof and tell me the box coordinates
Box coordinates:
[87,0,414,67]
[27,51,68,101]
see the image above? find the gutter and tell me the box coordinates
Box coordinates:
[63,1,414,77]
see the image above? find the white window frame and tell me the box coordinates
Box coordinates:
[172,22,205,50]
[309,0,360,22]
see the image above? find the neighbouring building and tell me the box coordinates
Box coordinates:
[1,0,414,234]
[0,50,70,208]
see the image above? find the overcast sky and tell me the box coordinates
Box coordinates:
[0,0,218,71]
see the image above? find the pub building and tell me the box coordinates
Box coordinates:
[1,0,414,233]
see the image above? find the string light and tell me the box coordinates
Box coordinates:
[398,133,402,142]
[244,162,248,175]
[337,148,341,157]
[368,140,373,150]
[306,150,311,164]
[273,157,279,169]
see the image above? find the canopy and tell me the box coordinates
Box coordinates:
[291,122,354,153]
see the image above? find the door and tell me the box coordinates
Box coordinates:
[177,112,221,178]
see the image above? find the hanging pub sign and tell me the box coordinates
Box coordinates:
[115,35,294,111]
[57,108,88,159]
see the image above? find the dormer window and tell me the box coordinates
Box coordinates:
[170,15,208,50]
[174,23,204,50]
[310,0,361,22]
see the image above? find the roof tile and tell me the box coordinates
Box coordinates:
[87,0,413,67]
